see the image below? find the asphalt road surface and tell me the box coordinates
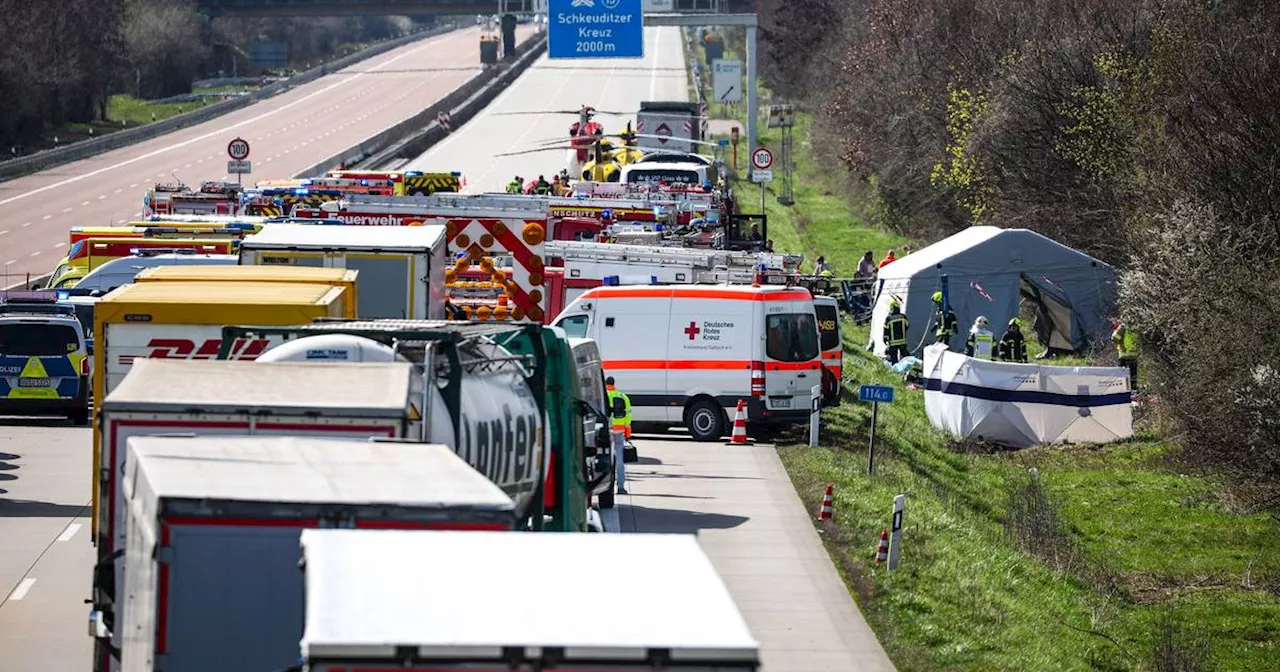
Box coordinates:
[0,24,534,671]
[402,26,688,192]
[0,24,534,290]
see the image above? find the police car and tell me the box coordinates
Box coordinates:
[0,292,91,424]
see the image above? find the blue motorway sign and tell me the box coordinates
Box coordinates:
[859,384,896,404]
[548,0,645,60]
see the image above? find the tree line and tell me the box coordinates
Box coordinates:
[0,0,418,148]
[758,0,1279,484]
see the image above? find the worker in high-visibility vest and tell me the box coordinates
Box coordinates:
[1111,318,1140,391]
[605,376,632,495]
[883,299,909,363]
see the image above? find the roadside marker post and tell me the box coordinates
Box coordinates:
[859,384,895,475]
[809,383,820,448]
[888,494,905,571]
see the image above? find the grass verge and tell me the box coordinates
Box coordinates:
[685,26,1280,672]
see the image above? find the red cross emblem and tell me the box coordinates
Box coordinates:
[684,321,701,340]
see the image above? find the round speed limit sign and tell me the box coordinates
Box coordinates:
[227,137,251,161]
[751,147,774,170]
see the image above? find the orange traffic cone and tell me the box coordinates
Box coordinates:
[726,399,752,445]
[875,529,889,565]
[817,484,834,521]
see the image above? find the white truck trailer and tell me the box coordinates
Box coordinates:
[92,358,420,672]
[237,223,448,320]
[297,529,761,671]
[118,435,516,672]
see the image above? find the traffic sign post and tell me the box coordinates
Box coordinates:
[859,384,895,475]
[227,138,251,185]
[548,0,644,60]
[809,384,821,449]
[751,146,774,215]
[713,59,742,105]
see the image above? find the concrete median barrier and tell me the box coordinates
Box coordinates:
[296,33,548,177]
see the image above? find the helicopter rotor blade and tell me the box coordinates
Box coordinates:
[493,146,581,157]
[489,108,632,117]
[628,133,724,148]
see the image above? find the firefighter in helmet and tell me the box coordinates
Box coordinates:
[883,299,910,363]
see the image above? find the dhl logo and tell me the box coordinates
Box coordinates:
[404,174,460,196]
[117,338,271,366]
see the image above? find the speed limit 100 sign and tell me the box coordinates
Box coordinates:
[227,137,251,161]
[751,147,773,170]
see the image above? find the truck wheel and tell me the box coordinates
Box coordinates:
[685,399,726,442]
[598,489,615,510]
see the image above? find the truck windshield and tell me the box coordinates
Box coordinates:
[556,315,589,338]
[0,323,79,357]
[815,303,840,351]
[765,313,819,362]
[626,169,700,185]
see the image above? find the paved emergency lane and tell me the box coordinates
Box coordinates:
[616,433,896,672]
[0,420,94,671]
[0,24,537,288]
[401,26,688,192]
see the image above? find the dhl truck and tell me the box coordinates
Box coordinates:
[88,280,354,545]
[133,266,359,318]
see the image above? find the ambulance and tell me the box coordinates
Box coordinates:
[552,282,823,441]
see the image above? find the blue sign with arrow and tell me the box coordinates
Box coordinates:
[548,0,645,60]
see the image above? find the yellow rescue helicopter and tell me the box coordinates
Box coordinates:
[501,126,723,183]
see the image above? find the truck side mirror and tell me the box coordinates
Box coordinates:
[612,396,626,419]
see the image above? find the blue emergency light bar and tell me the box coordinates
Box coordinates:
[602,275,660,286]
[451,171,462,177]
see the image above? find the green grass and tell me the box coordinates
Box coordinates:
[106,94,213,125]
[682,30,1280,669]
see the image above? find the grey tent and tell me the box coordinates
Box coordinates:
[870,226,1117,358]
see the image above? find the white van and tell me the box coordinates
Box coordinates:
[553,284,822,441]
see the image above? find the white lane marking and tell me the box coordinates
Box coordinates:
[4,260,14,266]
[22,222,31,227]
[649,28,662,100]
[8,578,35,601]
[97,194,106,200]
[129,183,137,188]
[30,251,41,257]
[0,35,458,208]
[80,200,89,206]
[61,207,72,213]
[115,188,122,193]
[0,230,7,235]
[54,242,66,249]
[57,523,82,542]
[40,214,50,220]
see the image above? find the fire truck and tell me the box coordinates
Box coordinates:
[143,181,243,217]
[323,169,464,196]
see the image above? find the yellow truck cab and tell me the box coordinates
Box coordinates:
[49,237,238,289]
[133,265,360,318]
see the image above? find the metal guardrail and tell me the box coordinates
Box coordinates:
[0,22,461,183]
[299,32,549,177]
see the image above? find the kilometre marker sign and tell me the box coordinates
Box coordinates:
[548,0,644,60]
[227,137,250,161]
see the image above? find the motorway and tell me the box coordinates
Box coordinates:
[402,26,689,190]
[0,24,534,671]
[0,23,534,290]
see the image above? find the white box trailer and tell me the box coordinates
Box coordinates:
[238,223,447,320]
[93,358,419,672]
[120,436,516,672]
[298,529,761,671]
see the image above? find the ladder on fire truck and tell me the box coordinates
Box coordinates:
[543,240,804,274]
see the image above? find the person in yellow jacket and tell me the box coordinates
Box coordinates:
[605,376,632,494]
[1111,318,1140,391]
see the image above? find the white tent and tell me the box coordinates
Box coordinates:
[922,344,1133,448]
[869,227,1117,358]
